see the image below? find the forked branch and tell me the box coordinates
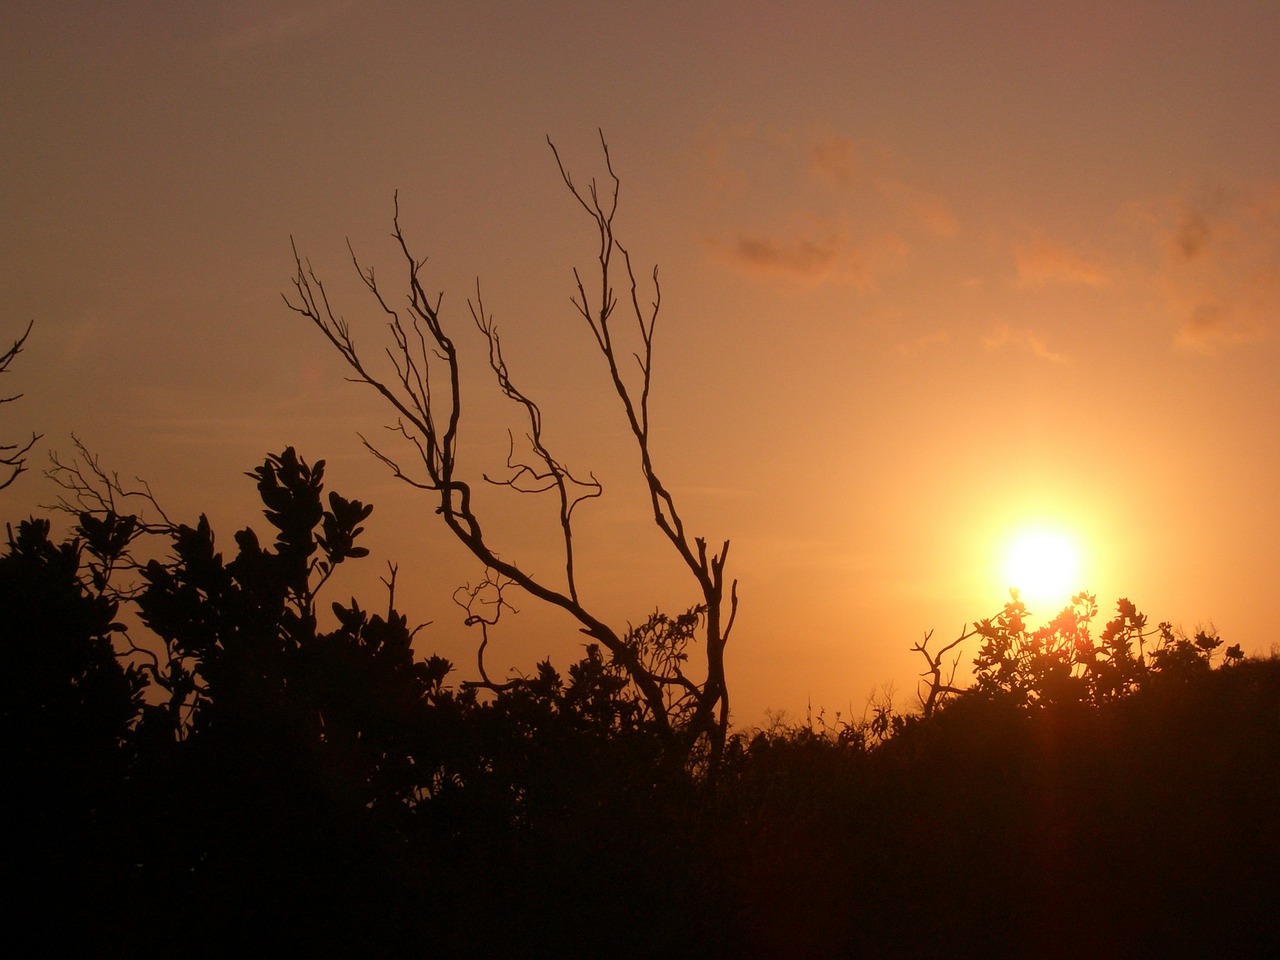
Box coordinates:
[550,132,738,750]
[914,625,971,718]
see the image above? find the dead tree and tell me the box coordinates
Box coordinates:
[285,133,737,765]
[914,625,970,718]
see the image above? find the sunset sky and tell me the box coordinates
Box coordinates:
[5,1,1280,726]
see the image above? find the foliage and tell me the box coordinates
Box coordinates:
[0,514,145,946]
[967,590,1237,708]
[5,447,709,951]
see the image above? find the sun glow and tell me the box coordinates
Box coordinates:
[1001,526,1084,614]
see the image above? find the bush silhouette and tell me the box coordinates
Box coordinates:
[969,591,1235,708]
[1,515,145,947]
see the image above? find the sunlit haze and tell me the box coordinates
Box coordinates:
[1001,526,1084,614]
[5,1,1280,727]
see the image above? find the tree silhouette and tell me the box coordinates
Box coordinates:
[286,133,736,765]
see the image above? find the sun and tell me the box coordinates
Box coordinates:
[1001,526,1083,613]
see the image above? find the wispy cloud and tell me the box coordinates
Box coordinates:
[212,0,353,51]
[810,133,959,237]
[721,233,841,281]
[1013,233,1109,288]
[1157,180,1280,353]
[983,323,1070,363]
[809,133,860,188]
[895,329,951,357]
[703,129,954,291]
[711,217,909,291]
[876,178,960,239]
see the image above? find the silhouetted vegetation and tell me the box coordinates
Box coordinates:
[5,449,1279,957]
[6,146,1279,956]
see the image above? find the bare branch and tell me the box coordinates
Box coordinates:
[44,436,173,531]
[472,288,605,605]
[914,625,973,718]
[383,562,431,641]
[41,436,174,603]
[454,571,522,694]
[548,134,738,760]
[0,321,41,490]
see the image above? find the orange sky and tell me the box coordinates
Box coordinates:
[5,1,1280,726]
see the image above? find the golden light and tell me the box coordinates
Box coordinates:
[1001,525,1084,614]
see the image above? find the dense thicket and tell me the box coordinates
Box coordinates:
[4,450,1278,957]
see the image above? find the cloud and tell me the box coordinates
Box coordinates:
[810,133,960,237]
[809,133,860,188]
[1172,210,1212,261]
[703,130,954,293]
[1014,234,1109,288]
[212,0,353,51]
[983,323,1070,363]
[726,234,840,280]
[877,179,960,238]
[1158,180,1280,353]
[895,330,951,357]
[711,217,909,291]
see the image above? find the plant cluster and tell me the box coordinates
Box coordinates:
[5,449,708,954]
[967,591,1241,707]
